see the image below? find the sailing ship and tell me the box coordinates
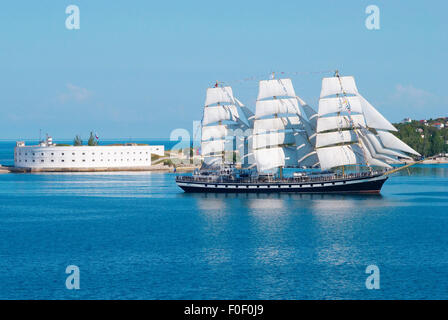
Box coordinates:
[175,72,421,193]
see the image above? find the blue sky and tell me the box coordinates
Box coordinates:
[0,0,447,139]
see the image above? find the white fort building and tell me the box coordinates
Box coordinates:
[14,136,164,171]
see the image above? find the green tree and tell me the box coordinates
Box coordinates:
[430,131,444,155]
[88,132,98,146]
[395,121,448,156]
[74,135,83,146]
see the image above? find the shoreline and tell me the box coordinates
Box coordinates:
[1,159,447,175]
[0,164,198,174]
[404,157,448,164]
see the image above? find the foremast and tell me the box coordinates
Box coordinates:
[200,82,249,168]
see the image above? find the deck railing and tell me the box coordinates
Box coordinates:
[176,170,383,184]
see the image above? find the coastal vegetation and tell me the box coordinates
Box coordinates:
[70,132,98,146]
[394,119,448,157]
[87,132,98,146]
[74,135,83,146]
[163,159,174,167]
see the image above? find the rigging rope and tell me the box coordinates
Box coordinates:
[219,69,334,86]
[335,71,370,168]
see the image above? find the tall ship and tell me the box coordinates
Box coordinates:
[175,72,421,193]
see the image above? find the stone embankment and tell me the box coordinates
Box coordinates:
[0,164,198,173]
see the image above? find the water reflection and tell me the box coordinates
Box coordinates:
[396,164,448,177]
[194,193,228,211]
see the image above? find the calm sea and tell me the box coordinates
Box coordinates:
[0,141,447,299]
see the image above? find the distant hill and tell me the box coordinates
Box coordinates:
[394,118,448,156]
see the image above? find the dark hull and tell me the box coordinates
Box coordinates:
[176,174,388,194]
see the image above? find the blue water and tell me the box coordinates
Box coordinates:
[0,142,447,299]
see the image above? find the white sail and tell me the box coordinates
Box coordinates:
[203,156,223,166]
[253,148,285,172]
[318,96,363,116]
[253,131,296,149]
[359,95,397,132]
[376,130,420,156]
[297,96,319,135]
[238,108,255,128]
[300,109,318,132]
[364,131,412,159]
[316,114,366,133]
[358,139,393,168]
[294,132,319,167]
[257,79,296,100]
[315,130,358,148]
[201,139,226,156]
[202,105,239,126]
[253,116,301,134]
[204,86,235,106]
[252,78,322,172]
[201,125,227,141]
[254,146,299,171]
[320,76,358,98]
[298,116,317,147]
[316,144,365,170]
[358,131,401,163]
[255,98,300,119]
[312,73,419,171]
[200,85,248,165]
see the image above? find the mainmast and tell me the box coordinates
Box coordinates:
[252,77,317,174]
